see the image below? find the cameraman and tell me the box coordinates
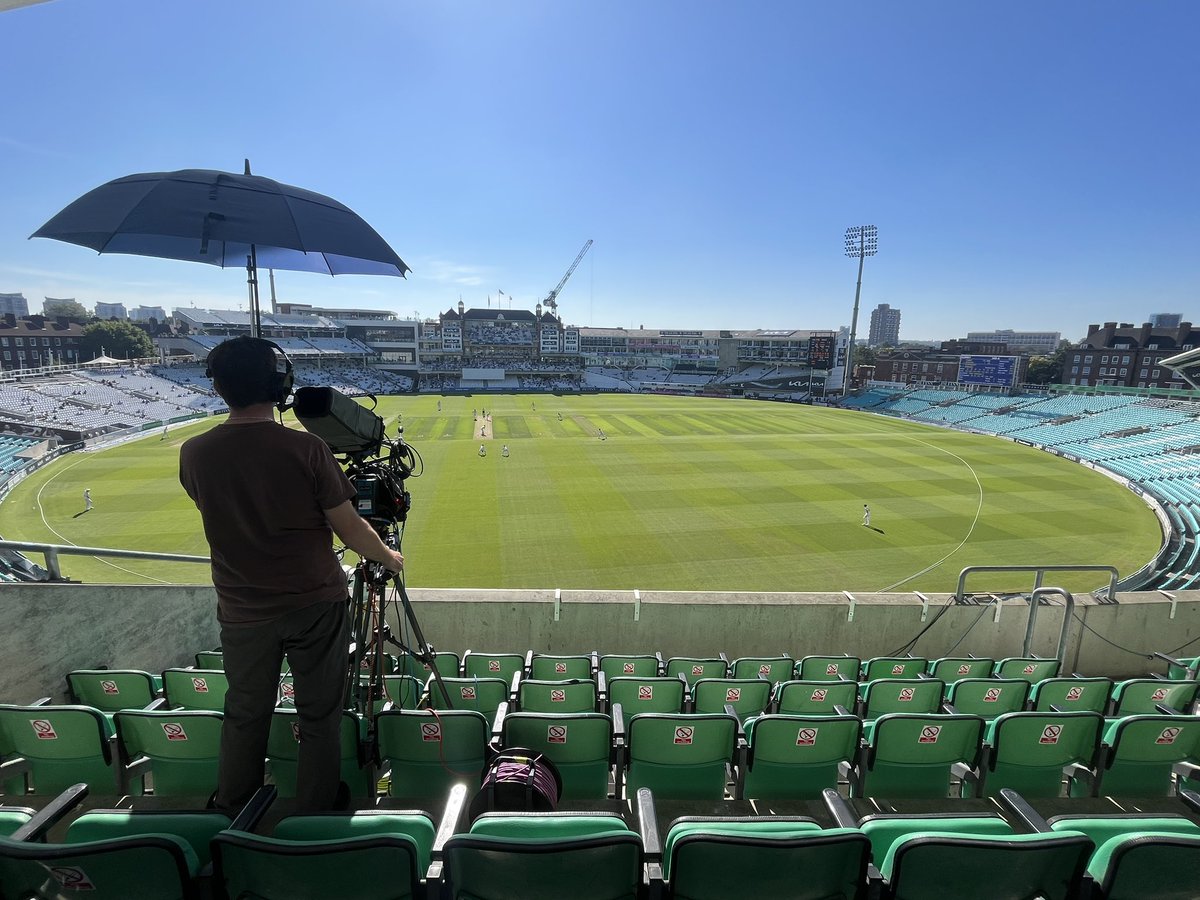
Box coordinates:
[180,336,404,812]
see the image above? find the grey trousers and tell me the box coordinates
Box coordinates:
[216,599,349,812]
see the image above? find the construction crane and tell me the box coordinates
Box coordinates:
[542,239,593,316]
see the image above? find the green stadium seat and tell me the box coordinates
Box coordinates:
[213,808,436,900]
[860,678,945,721]
[1068,714,1200,797]
[1029,676,1113,713]
[943,678,1030,720]
[860,656,928,681]
[974,710,1103,798]
[691,678,771,722]
[375,709,489,800]
[624,712,737,800]
[194,649,224,669]
[426,676,510,718]
[927,656,994,682]
[665,656,729,687]
[0,704,118,794]
[114,709,223,798]
[1085,831,1200,900]
[855,808,1016,870]
[795,655,860,682]
[499,711,615,799]
[852,713,984,799]
[265,709,373,800]
[462,651,524,683]
[663,818,870,900]
[1161,654,1199,681]
[607,676,686,715]
[66,670,160,714]
[729,655,794,685]
[877,828,1093,900]
[599,653,661,680]
[161,668,228,712]
[0,806,32,837]
[738,713,861,800]
[516,678,598,714]
[1110,678,1200,716]
[381,674,425,710]
[441,800,644,900]
[774,679,858,717]
[394,650,461,680]
[528,652,596,680]
[66,808,233,870]
[993,657,1062,684]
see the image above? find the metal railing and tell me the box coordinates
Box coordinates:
[0,539,209,582]
[954,564,1119,604]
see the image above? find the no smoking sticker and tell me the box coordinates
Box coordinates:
[623,663,636,674]
[1156,727,1181,745]
[281,683,296,700]
[1023,664,1037,675]
[460,686,477,700]
[957,665,971,676]
[488,660,501,672]
[825,664,839,676]
[192,678,209,693]
[1065,687,1084,701]
[796,727,818,746]
[555,663,567,674]
[31,719,57,740]
[550,690,566,703]
[162,723,188,742]
[1151,688,1169,702]
[44,865,95,890]
[691,665,704,676]
[421,722,442,742]
[898,688,915,702]
[548,725,568,744]
[674,726,694,745]
[891,664,905,676]
[1039,725,1062,745]
[810,689,827,702]
[918,725,941,744]
[100,680,119,695]
[983,688,1002,702]
[759,665,772,678]
[638,685,654,701]
[725,688,742,702]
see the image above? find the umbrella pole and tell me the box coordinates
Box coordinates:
[247,245,262,338]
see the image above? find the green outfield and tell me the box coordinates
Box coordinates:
[0,394,1163,593]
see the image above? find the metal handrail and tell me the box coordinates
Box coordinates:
[954,565,1119,604]
[0,539,209,582]
[1023,587,1075,668]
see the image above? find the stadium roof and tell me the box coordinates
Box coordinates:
[173,307,341,331]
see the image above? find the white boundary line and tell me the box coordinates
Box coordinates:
[875,437,985,592]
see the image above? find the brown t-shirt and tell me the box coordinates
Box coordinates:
[179,421,356,624]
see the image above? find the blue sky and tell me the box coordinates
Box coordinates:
[2,0,1197,342]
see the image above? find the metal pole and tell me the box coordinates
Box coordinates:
[844,245,866,398]
[247,246,261,338]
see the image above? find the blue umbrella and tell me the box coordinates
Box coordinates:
[31,161,409,335]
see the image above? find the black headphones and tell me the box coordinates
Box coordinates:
[205,337,294,409]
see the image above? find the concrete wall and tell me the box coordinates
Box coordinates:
[4,584,1197,703]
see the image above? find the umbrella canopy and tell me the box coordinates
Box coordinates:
[31,167,409,277]
[31,165,409,335]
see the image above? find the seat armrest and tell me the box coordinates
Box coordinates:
[596,670,607,709]
[490,701,509,746]
[1172,760,1200,780]
[523,650,534,676]
[822,787,859,828]
[996,787,1052,832]
[429,782,469,881]
[636,787,661,862]
[1155,703,1183,715]
[8,783,88,842]
[228,784,277,833]
[145,696,168,711]
[612,702,626,750]
[833,704,852,717]
[942,702,960,715]
[30,697,52,707]
[1180,788,1200,815]
[654,652,665,676]
[509,671,521,704]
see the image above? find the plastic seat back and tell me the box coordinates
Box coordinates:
[426,676,509,717]
[861,657,928,681]
[213,812,432,900]
[665,657,728,686]
[599,654,660,680]
[796,655,860,682]
[518,678,597,713]
[692,678,771,721]
[67,670,158,712]
[1081,714,1200,797]
[529,654,594,680]
[114,709,223,797]
[395,651,460,680]
[857,714,984,799]
[161,668,228,711]
[266,709,371,798]
[742,714,861,800]
[993,657,1062,684]
[462,651,524,683]
[775,680,858,717]
[0,704,115,794]
[444,816,641,900]
[944,678,1030,720]
[194,650,224,669]
[1030,677,1113,713]
[608,677,686,715]
[500,712,613,799]
[665,822,870,900]
[66,808,233,870]
[626,713,736,800]
[1087,831,1200,900]
[730,656,794,684]
[883,830,1093,900]
[382,674,425,710]
[376,709,489,799]
[861,678,945,720]
[927,657,994,683]
[981,711,1103,798]
[1111,679,1200,716]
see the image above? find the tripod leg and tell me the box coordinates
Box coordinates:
[393,576,454,710]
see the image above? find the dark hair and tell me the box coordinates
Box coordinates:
[206,337,282,409]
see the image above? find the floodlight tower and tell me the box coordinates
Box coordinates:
[843,225,878,397]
